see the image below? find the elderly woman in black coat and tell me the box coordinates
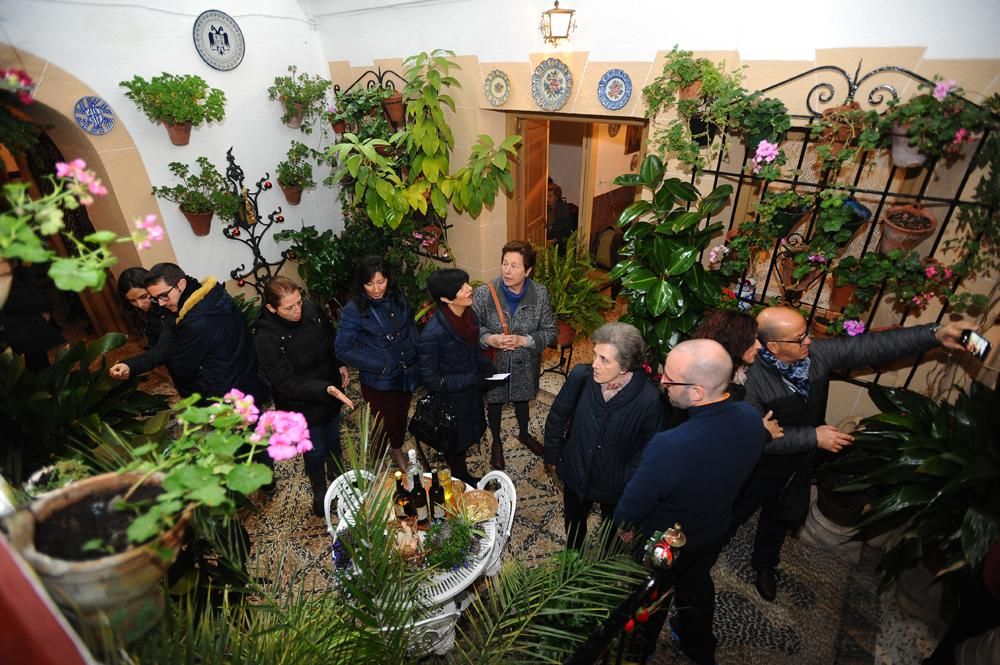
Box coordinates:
[543,322,666,551]
[419,269,493,485]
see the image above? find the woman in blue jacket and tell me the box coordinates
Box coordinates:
[336,256,420,471]
[419,269,492,485]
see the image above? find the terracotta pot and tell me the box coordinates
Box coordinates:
[880,205,937,254]
[374,143,393,156]
[777,256,823,304]
[828,277,857,311]
[281,100,304,129]
[810,316,832,339]
[557,320,577,346]
[280,183,303,205]
[3,472,191,646]
[332,118,347,134]
[818,102,861,159]
[677,80,702,100]
[890,122,928,168]
[162,121,192,146]
[382,91,404,124]
[180,206,213,236]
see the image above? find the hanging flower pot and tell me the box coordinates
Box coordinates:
[179,206,213,236]
[810,315,833,339]
[381,91,404,125]
[818,102,862,159]
[281,99,304,129]
[557,320,578,346]
[331,118,347,134]
[162,121,192,146]
[772,205,813,237]
[777,255,823,304]
[678,80,702,101]
[880,204,937,254]
[3,472,191,646]
[827,275,857,311]
[890,122,928,169]
[279,183,303,205]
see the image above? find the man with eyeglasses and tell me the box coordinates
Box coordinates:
[734,305,976,603]
[109,262,267,404]
[616,339,767,665]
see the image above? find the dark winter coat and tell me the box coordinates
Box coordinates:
[336,295,420,392]
[544,364,666,505]
[254,298,345,426]
[471,277,557,404]
[0,264,64,357]
[122,306,175,377]
[418,307,490,453]
[164,277,267,402]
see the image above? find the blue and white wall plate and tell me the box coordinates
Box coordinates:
[73,96,115,135]
[597,69,632,111]
[531,58,573,112]
[483,69,511,107]
[193,10,245,71]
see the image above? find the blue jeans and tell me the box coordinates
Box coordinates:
[304,414,341,475]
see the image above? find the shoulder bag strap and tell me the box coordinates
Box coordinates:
[486,282,510,335]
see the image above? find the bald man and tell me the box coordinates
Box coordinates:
[734,306,975,602]
[616,339,767,665]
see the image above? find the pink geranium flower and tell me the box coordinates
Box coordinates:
[255,410,312,460]
[224,388,260,425]
[134,213,165,250]
[843,320,866,336]
[933,80,958,102]
[752,140,780,174]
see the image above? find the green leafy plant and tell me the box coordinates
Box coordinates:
[740,94,792,147]
[719,189,814,277]
[332,86,391,128]
[26,459,93,494]
[152,157,240,219]
[275,141,316,189]
[608,154,734,358]
[532,233,613,336]
[829,382,1000,590]
[423,515,480,569]
[267,65,331,133]
[119,73,226,126]
[882,78,988,161]
[810,102,882,170]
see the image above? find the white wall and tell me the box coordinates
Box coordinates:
[308,0,1000,64]
[593,124,634,197]
[0,0,344,281]
[548,121,585,205]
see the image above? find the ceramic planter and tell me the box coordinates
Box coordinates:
[281,99,304,129]
[810,315,833,339]
[279,183,303,205]
[890,122,928,168]
[179,206,213,236]
[772,205,813,237]
[777,255,823,304]
[556,320,577,346]
[677,80,702,101]
[381,91,404,125]
[332,118,347,134]
[3,472,191,646]
[827,276,857,311]
[818,102,861,159]
[880,204,937,254]
[162,121,192,146]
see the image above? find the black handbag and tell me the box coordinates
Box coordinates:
[408,391,457,454]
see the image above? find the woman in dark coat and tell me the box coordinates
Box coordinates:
[335,256,421,472]
[543,322,666,551]
[471,240,557,470]
[255,277,353,516]
[419,269,493,485]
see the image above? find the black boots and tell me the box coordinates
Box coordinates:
[307,470,328,518]
[518,431,545,457]
[491,438,505,470]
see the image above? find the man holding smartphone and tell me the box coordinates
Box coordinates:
[734,307,978,603]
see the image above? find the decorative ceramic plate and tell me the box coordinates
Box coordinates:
[483,69,511,107]
[73,96,115,135]
[531,58,573,111]
[193,10,245,71]
[597,69,632,111]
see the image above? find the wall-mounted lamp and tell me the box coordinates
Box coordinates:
[539,1,576,47]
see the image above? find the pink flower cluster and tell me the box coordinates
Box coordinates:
[924,264,953,280]
[134,214,165,250]
[933,80,958,102]
[911,292,935,309]
[253,410,313,461]
[752,140,780,174]
[843,319,866,337]
[707,244,729,266]
[953,128,974,145]
[2,68,34,104]
[412,231,436,249]
[807,253,827,264]
[224,388,260,425]
[55,159,108,206]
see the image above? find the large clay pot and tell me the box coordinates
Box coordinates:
[279,183,303,205]
[880,204,937,253]
[828,277,857,311]
[162,121,192,146]
[776,255,823,304]
[332,118,347,134]
[179,206,213,236]
[557,321,577,346]
[381,91,404,125]
[890,122,928,168]
[3,472,190,646]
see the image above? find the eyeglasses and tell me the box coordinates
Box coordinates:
[660,372,697,388]
[770,332,810,346]
[151,284,178,304]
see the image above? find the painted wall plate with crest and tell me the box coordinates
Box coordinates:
[193,10,245,71]
[531,58,572,112]
[597,69,632,111]
[483,69,511,107]
[73,96,115,135]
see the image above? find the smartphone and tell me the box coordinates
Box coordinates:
[959,329,992,360]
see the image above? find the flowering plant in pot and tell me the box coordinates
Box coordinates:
[888,253,954,312]
[267,65,331,133]
[152,157,240,236]
[881,78,987,167]
[275,141,316,205]
[119,73,227,146]
[717,190,813,278]
[810,102,881,170]
[740,94,792,150]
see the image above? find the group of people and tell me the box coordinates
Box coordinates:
[108,247,977,665]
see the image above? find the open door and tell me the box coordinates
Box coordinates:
[516,118,549,245]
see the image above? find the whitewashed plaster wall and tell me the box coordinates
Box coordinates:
[0,0,343,281]
[548,122,585,205]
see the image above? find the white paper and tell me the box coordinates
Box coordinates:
[486,373,511,380]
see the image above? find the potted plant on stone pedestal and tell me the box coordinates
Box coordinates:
[267,66,331,134]
[119,73,227,146]
[152,157,240,236]
[275,141,315,205]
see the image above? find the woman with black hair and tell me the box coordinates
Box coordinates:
[419,268,493,485]
[335,256,421,471]
[107,267,174,380]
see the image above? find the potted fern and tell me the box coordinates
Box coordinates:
[275,141,315,205]
[532,233,612,345]
[152,157,239,236]
[267,66,331,133]
[119,73,226,146]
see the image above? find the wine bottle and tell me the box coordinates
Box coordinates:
[406,449,425,490]
[393,471,415,520]
[435,453,453,504]
[429,469,446,522]
[410,473,429,526]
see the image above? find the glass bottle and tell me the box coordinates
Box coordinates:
[429,469,446,522]
[393,471,415,520]
[410,472,429,526]
[406,449,425,490]
[435,453,453,504]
